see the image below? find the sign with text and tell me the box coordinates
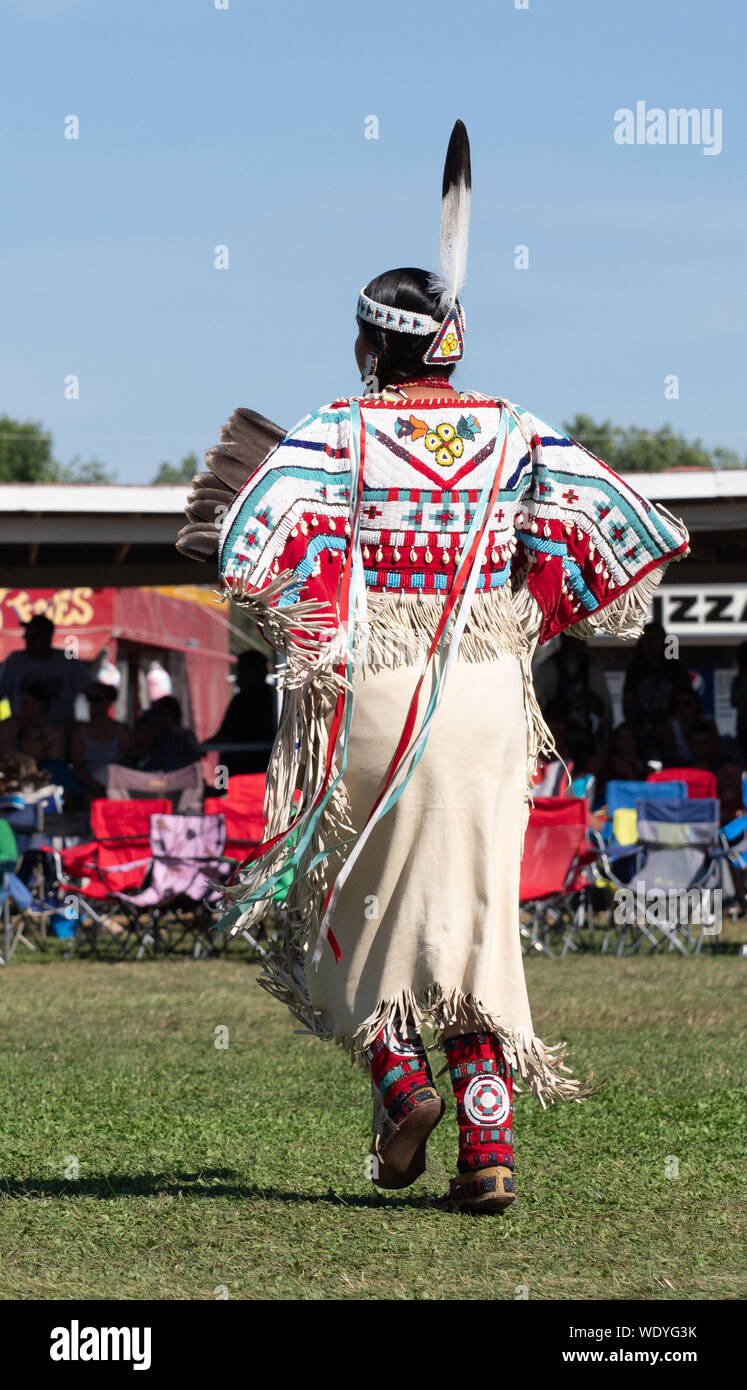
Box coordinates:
[650,585,747,639]
[0,588,115,660]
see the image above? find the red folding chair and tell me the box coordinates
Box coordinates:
[647,767,718,799]
[204,773,266,867]
[54,798,170,951]
[519,796,598,955]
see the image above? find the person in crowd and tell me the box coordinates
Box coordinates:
[717,759,745,824]
[204,648,277,776]
[602,721,648,786]
[0,681,65,760]
[128,706,197,773]
[623,622,691,761]
[0,614,91,730]
[16,720,82,807]
[657,687,706,766]
[70,681,133,798]
[150,695,199,753]
[731,642,747,762]
[688,719,722,772]
[535,634,612,766]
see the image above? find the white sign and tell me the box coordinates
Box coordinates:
[650,585,747,638]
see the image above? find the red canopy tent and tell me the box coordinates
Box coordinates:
[0,584,232,741]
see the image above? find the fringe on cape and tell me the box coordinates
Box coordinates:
[254,964,591,1105]
[569,556,677,641]
[217,567,355,942]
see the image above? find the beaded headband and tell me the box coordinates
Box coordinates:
[355,122,471,366]
[356,290,442,337]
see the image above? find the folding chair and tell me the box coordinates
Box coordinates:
[600,796,722,956]
[603,779,688,863]
[205,774,301,952]
[106,762,203,812]
[116,812,227,958]
[53,797,170,953]
[647,766,718,799]
[519,796,599,956]
[0,785,64,950]
[0,820,35,963]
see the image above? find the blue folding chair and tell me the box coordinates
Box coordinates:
[601,797,722,955]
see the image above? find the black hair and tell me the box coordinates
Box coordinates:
[150,695,182,724]
[357,267,457,389]
[236,649,269,675]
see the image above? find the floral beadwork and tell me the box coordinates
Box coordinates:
[394,414,429,441]
[456,413,481,442]
[424,421,465,467]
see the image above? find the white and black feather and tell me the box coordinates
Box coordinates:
[427,119,472,315]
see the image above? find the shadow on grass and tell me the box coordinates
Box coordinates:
[0,1170,434,1209]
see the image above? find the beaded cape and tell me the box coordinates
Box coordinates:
[220,393,688,644]
[215,389,689,1093]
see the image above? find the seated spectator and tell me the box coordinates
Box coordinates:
[203,649,277,776]
[602,721,647,786]
[689,719,722,772]
[0,613,91,732]
[658,688,707,766]
[0,681,65,760]
[623,622,691,761]
[149,696,199,753]
[128,707,198,773]
[70,682,134,798]
[16,721,82,807]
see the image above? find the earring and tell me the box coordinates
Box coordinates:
[361,351,379,397]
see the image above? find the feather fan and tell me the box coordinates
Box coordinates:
[176,407,285,561]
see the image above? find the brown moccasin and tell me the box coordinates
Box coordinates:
[370,1083,445,1190]
[431,1165,516,1213]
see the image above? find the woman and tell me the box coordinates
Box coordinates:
[71,682,132,798]
[180,123,689,1213]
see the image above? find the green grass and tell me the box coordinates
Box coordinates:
[0,953,744,1300]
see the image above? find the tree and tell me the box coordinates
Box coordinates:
[58,455,117,484]
[0,416,58,483]
[0,416,117,483]
[563,415,745,473]
[151,452,199,484]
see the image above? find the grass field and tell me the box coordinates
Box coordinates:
[1,951,744,1301]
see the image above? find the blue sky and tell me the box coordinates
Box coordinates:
[1,0,745,483]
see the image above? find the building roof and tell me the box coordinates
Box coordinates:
[0,473,745,587]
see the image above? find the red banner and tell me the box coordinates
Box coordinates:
[0,587,115,661]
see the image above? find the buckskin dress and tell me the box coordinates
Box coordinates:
[216,389,689,1102]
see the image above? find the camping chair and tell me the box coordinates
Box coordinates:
[519,796,599,956]
[602,779,688,869]
[532,758,573,798]
[205,774,302,951]
[115,812,228,958]
[106,762,204,812]
[53,797,170,954]
[647,766,718,799]
[0,785,65,947]
[0,819,36,963]
[599,796,722,956]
